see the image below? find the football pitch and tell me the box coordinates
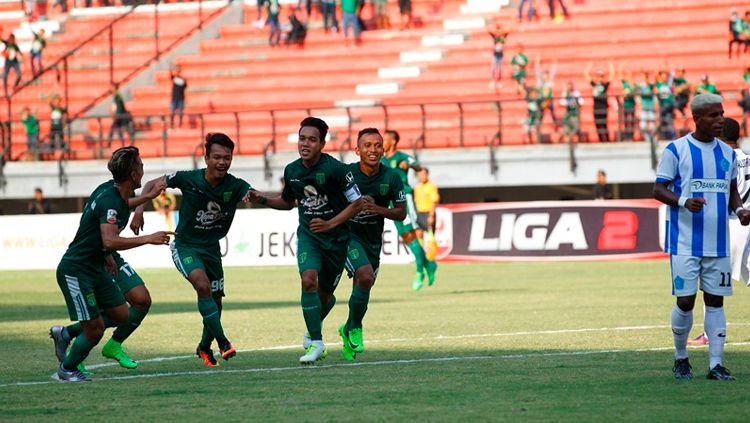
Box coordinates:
[2,261,750,422]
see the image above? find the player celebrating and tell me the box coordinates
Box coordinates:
[654,94,750,381]
[247,117,363,365]
[51,147,172,382]
[133,133,253,367]
[382,129,437,290]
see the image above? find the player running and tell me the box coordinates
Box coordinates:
[132,133,254,367]
[51,147,172,382]
[247,117,364,365]
[654,94,750,381]
[382,129,437,290]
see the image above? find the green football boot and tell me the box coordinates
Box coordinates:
[348,327,364,353]
[338,324,357,362]
[426,261,438,287]
[412,272,424,291]
[101,339,138,369]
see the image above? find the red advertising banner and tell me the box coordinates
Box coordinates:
[433,200,666,262]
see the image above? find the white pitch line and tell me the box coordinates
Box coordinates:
[3,341,750,388]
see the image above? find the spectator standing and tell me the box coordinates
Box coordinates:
[673,68,691,123]
[342,0,361,46]
[592,170,613,200]
[169,64,187,128]
[655,69,676,140]
[517,0,535,22]
[547,0,569,21]
[585,61,615,142]
[2,34,22,96]
[487,23,509,89]
[374,0,388,29]
[30,29,46,78]
[618,65,636,141]
[285,9,307,46]
[49,94,66,153]
[510,45,529,96]
[321,0,339,32]
[22,106,39,160]
[729,8,744,59]
[636,71,656,143]
[28,187,51,214]
[398,0,412,30]
[267,0,282,47]
[536,56,558,130]
[521,84,541,144]
[560,81,583,144]
[695,74,718,95]
[107,84,135,148]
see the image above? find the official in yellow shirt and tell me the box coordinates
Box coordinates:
[414,168,439,231]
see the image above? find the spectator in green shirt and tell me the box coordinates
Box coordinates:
[21,107,39,160]
[695,74,718,95]
[618,64,636,141]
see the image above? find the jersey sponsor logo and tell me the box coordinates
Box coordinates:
[379,184,389,195]
[316,172,326,185]
[345,172,354,184]
[196,201,228,227]
[300,185,330,211]
[345,184,362,202]
[106,209,118,224]
[690,178,729,193]
[397,190,406,201]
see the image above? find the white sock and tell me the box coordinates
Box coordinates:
[704,306,726,369]
[671,305,693,359]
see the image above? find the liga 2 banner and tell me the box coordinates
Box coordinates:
[432,200,666,262]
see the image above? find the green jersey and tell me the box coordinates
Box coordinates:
[621,80,635,110]
[655,81,673,106]
[282,153,352,248]
[167,169,252,251]
[346,163,405,252]
[636,82,655,110]
[381,151,418,193]
[695,82,717,95]
[61,180,129,272]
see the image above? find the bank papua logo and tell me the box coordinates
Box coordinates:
[196,201,226,226]
[301,185,329,210]
[691,178,728,193]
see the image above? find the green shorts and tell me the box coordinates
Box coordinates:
[111,252,144,294]
[57,259,126,321]
[394,192,419,235]
[344,238,380,279]
[297,230,347,294]
[170,242,225,296]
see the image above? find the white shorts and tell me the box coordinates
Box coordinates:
[670,255,733,297]
[729,218,750,285]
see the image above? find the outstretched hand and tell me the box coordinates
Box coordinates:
[146,231,174,245]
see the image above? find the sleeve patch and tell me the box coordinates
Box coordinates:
[106,209,118,224]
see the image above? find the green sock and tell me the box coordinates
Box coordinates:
[197,296,227,345]
[63,322,83,341]
[62,334,98,370]
[346,285,370,332]
[111,307,148,343]
[407,239,427,273]
[301,291,322,340]
[320,294,336,322]
[200,300,222,349]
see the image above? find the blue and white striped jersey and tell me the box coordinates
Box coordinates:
[656,134,737,257]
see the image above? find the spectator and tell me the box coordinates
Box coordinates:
[49,94,66,154]
[170,64,187,128]
[321,0,339,32]
[398,0,412,30]
[618,64,636,141]
[374,0,388,29]
[729,7,744,59]
[22,107,39,161]
[592,170,613,200]
[297,0,314,20]
[107,84,135,148]
[1,34,22,96]
[285,9,307,46]
[510,45,529,97]
[30,29,46,78]
[695,74,718,95]
[535,56,558,130]
[267,0,282,47]
[655,69,676,140]
[547,0,569,22]
[744,11,750,55]
[152,190,178,232]
[560,81,583,144]
[28,187,51,214]
[521,84,541,144]
[342,0,361,45]
[739,67,750,134]
[672,68,691,122]
[486,22,509,89]
[517,0,535,22]
[585,61,615,142]
[635,71,656,143]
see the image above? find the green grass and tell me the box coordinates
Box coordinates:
[1,261,750,422]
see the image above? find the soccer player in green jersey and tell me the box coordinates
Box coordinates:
[51,147,173,382]
[133,133,254,367]
[335,128,406,361]
[382,129,437,291]
[247,117,364,365]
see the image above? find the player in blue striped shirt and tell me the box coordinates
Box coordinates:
[654,93,750,381]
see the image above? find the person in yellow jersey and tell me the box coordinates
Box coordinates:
[152,190,178,231]
[413,168,440,271]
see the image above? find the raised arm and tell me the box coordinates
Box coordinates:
[584,61,593,82]
[245,189,295,210]
[128,175,166,209]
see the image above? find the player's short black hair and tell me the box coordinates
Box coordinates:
[108,146,140,183]
[205,132,235,156]
[385,129,400,143]
[722,117,740,143]
[357,127,382,143]
[299,117,329,142]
